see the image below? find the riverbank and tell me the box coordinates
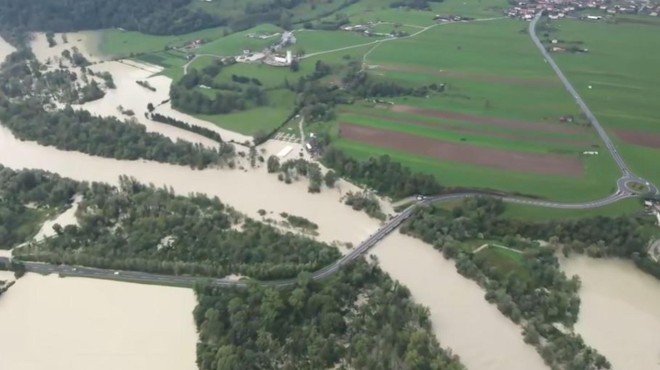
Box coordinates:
[562,256,660,370]
[0,273,197,370]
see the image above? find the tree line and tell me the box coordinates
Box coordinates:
[194,259,465,370]
[0,102,235,169]
[390,0,445,10]
[15,176,342,280]
[149,112,223,143]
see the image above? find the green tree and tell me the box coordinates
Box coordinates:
[323,170,337,187]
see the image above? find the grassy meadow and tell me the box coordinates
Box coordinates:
[99,27,227,57]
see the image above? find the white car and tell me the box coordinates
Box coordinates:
[113,271,119,275]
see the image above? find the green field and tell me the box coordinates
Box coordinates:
[195,89,296,136]
[473,245,529,280]
[550,18,660,186]
[99,27,228,57]
[304,16,622,201]
[295,30,382,54]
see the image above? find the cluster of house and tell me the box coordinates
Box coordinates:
[506,0,659,21]
[233,31,297,66]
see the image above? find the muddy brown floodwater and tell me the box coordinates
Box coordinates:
[562,257,660,370]
[0,274,197,370]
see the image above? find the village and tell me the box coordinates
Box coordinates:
[506,0,660,20]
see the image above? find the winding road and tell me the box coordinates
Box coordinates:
[3,13,657,288]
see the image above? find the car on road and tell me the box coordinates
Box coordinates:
[113,271,119,275]
[416,195,426,201]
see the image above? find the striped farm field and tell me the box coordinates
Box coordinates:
[331,101,620,201]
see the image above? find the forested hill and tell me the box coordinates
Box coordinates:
[0,0,220,35]
[0,0,360,36]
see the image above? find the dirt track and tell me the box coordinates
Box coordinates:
[340,123,583,176]
[614,130,660,149]
[391,105,582,135]
[375,64,560,87]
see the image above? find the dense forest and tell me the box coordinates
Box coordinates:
[194,260,464,370]
[0,103,235,169]
[0,0,220,36]
[401,197,660,369]
[15,176,341,280]
[0,0,363,39]
[0,165,81,249]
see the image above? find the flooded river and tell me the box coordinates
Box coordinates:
[372,233,548,370]
[0,126,377,248]
[0,274,197,370]
[0,121,545,369]
[563,257,660,370]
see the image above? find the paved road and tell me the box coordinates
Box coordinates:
[2,14,656,289]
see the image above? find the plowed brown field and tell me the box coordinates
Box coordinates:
[615,130,660,149]
[340,123,583,176]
